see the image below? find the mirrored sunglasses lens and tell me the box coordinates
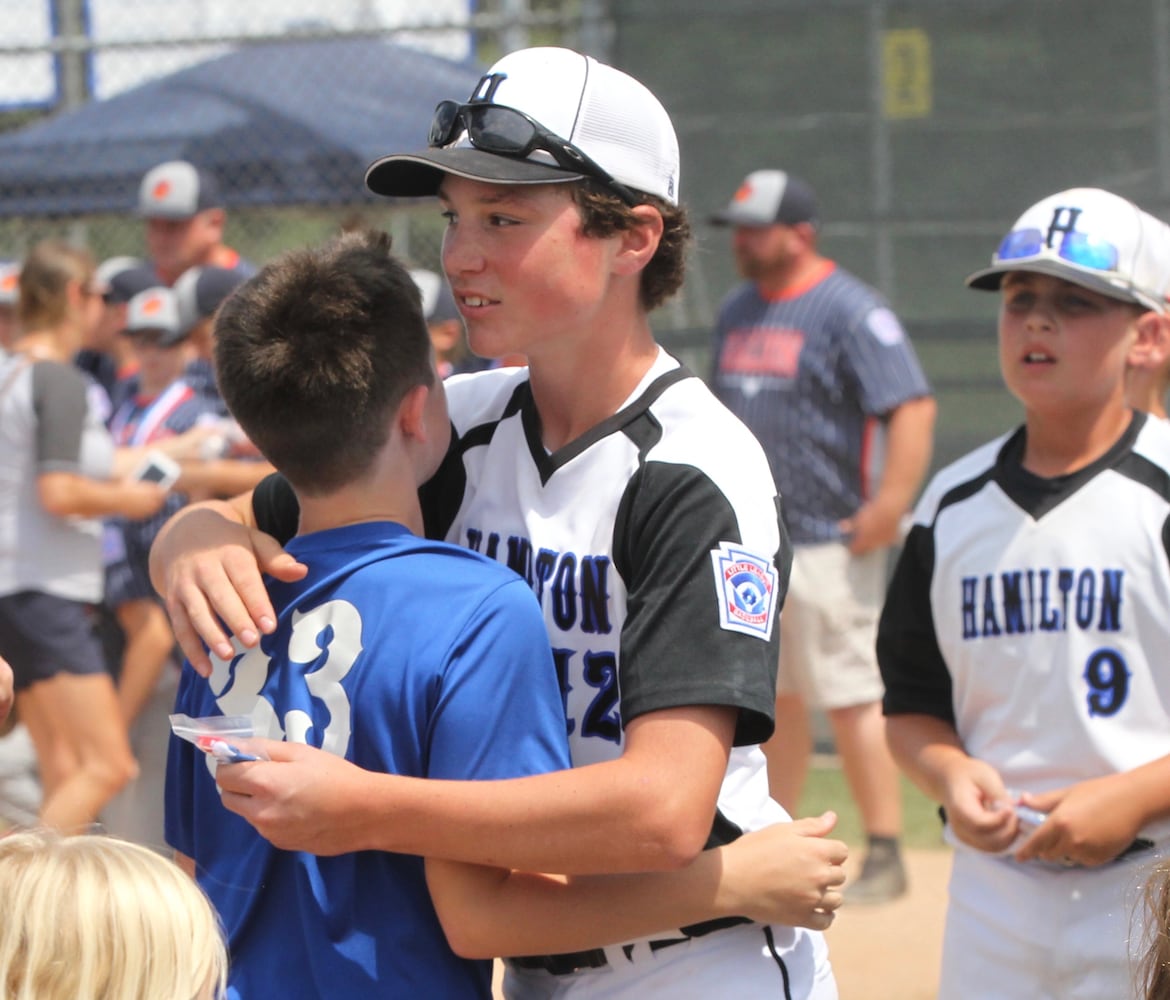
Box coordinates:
[996,228,1043,261]
[429,101,460,146]
[1059,233,1119,272]
[467,105,536,155]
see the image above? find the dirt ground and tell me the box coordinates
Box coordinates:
[826,847,950,1000]
[493,847,951,998]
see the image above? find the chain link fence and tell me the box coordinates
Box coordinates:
[0,1,603,311]
[3,0,1169,469]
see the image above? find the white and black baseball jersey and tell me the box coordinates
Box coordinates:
[254,349,835,998]
[879,411,1170,844]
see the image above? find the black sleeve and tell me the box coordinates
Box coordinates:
[252,472,300,545]
[876,522,956,723]
[615,461,782,747]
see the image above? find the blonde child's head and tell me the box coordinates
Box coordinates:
[1139,858,1170,1000]
[0,828,227,1000]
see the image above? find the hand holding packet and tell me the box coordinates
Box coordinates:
[170,713,269,764]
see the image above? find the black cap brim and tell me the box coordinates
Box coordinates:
[365,147,585,198]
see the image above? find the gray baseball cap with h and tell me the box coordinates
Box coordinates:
[710,170,819,228]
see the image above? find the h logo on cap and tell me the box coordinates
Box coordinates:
[470,72,507,104]
[151,180,172,202]
[1046,207,1084,248]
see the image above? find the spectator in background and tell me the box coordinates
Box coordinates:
[172,263,249,414]
[0,260,20,350]
[0,827,227,1000]
[410,266,487,378]
[709,169,936,904]
[100,285,221,847]
[105,286,215,727]
[74,256,156,415]
[169,264,275,503]
[0,240,168,832]
[137,160,256,286]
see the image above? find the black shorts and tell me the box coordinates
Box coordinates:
[0,591,106,691]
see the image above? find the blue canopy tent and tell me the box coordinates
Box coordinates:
[0,36,484,217]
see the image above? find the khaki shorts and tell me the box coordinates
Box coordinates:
[776,541,887,710]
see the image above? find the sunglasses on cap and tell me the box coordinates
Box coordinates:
[995,228,1120,273]
[428,100,641,207]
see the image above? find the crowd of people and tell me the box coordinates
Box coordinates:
[4,40,1170,1000]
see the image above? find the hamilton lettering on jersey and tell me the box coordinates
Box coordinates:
[465,528,613,635]
[718,327,804,379]
[961,567,1123,640]
[466,528,619,743]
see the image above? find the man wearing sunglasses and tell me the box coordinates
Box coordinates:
[152,46,842,998]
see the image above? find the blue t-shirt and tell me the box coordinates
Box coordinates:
[165,521,570,999]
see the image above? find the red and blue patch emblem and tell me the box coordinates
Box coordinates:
[710,542,778,639]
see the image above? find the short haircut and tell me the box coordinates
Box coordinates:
[214,229,434,495]
[0,829,227,1000]
[18,240,94,331]
[571,181,692,313]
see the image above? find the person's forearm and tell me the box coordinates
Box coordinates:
[872,395,936,516]
[1120,754,1170,828]
[884,712,966,804]
[177,459,276,500]
[352,758,712,875]
[432,850,744,959]
[37,471,146,519]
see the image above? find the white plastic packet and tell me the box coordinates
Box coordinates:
[169,713,269,763]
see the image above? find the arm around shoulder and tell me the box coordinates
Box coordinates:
[147,488,306,674]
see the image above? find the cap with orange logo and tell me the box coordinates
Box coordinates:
[123,286,185,345]
[136,160,223,220]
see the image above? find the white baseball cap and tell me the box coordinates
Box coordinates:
[710,170,820,228]
[137,160,223,220]
[966,187,1170,314]
[365,47,680,205]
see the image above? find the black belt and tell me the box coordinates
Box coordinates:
[509,916,752,977]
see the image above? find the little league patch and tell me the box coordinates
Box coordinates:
[711,542,778,639]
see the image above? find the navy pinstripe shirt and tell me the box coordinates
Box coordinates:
[710,262,932,544]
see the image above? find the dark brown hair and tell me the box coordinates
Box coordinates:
[571,182,691,313]
[213,229,432,495]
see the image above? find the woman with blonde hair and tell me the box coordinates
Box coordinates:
[0,828,227,1000]
[0,240,168,831]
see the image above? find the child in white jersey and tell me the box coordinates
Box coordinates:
[879,187,1170,999]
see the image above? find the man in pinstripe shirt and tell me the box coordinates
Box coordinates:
[710,170,936,904]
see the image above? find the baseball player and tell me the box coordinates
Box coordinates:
[152,46,843,998]
[878,187,1170,999]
